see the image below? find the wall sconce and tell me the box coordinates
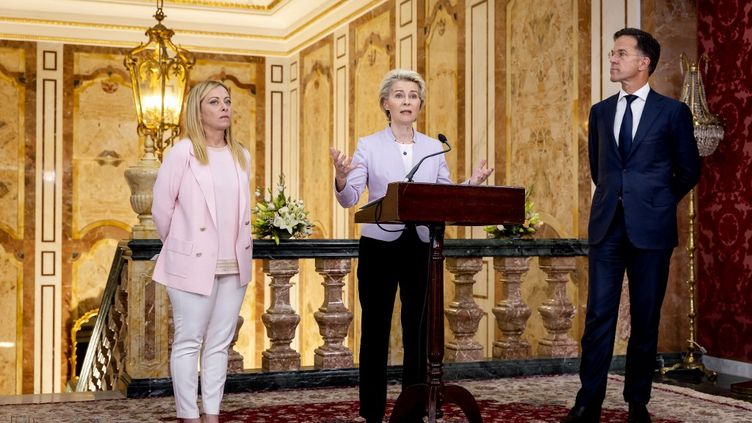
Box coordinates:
[680,53,724,157]
[123,0,195,239]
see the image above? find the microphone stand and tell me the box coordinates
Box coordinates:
[405,133,451,182]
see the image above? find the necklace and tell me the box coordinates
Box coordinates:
[390,125,415,144]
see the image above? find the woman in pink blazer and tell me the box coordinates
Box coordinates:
[152,80,252,423]
[330,69,493,423]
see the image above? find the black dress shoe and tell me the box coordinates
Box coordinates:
[560,404,601,423]
[627,403,651,423]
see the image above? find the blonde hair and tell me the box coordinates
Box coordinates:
[183,80,247,169]
[378,69,426,121]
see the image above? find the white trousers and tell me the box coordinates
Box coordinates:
[167,274,247,419]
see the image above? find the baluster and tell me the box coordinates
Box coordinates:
[444,257,485,362]
[313,258,354,369]
[492,256,532,359]
[261,258,301,371]
[537,257,578,357]
[228,316,245,372]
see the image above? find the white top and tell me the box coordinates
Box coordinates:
[614,82,650,144]
[396,142,414,173]
[207,145,239,270]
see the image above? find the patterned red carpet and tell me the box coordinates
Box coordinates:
[2,374,751,422]
[212,399,682,423]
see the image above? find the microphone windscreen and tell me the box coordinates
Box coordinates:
[438,133,447,144]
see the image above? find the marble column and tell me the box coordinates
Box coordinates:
[537,256,578,357]
[491,256,532,359]
[444,257,485,362]
[261,259,301,371]
[313,258,354,369]
[124,244,171,379]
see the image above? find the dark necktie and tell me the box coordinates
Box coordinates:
[619,94,637,161]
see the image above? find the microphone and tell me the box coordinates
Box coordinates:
[404,133,452,182]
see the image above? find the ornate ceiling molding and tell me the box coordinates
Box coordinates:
[0,0,384,56]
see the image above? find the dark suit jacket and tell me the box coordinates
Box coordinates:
[588,89,701,249]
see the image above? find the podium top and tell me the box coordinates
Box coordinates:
[355,182,525,226]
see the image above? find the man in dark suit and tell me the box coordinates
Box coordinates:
[562,28,701,423]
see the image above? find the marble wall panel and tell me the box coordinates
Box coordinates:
[642,0,697,354]
[502,0,587,355]
[189,57,261,160]
[0,48,25,241]
[0,41,34,395]
[298,38,334,365]
[71,62,139,236]
[0,245,21,394]
[350,3,395,183]
[506,0,578,238]
[424,0,462,189]
[64,47,137,384]
[300,40,334,240]
[349,1,395,363]
[71,238,118,317]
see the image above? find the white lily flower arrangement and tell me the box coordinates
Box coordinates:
[252,174,314,244]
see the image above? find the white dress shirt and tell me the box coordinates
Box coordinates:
[613,82,651,145]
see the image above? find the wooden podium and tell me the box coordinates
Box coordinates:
[355,182,525,423]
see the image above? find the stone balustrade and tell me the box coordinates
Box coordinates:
[116,238,586,395]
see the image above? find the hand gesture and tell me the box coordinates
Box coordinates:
[469,159,494,185]
[330,148,358,191]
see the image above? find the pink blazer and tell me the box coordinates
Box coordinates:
[152,139,253,295]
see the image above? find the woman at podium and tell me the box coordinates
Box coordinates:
[330,69,493,423]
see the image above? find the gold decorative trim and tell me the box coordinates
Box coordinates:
[68,308,99,387]
[1,33,289,57]
[164,0,285,12]
[0,0,383,55]
[0,16,284,41]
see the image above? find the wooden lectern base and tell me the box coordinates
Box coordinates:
[388,223,483,423]
[354,183,524,423]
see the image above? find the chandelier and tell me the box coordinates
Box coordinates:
[124,0,195,160]
[679,53,724,156]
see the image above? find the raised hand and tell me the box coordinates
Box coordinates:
[469,159,494,185]
[330,147,358,191]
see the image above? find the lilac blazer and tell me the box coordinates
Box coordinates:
[152,139,253,295]
[335,127,453,242]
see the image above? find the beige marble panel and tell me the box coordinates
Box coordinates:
[642,0,698,354]
[424,0,461,185]
[298,39,334,366]
[0,244,20,395]
[70,238,118,319]
[0,47,25,73]
[502,0,587,357]
[189,59,260,157]
[506,0,578,238]
[71,60,139,236]
[301,42,334,240]
[349,4,394,364]
[351,7,394,161]
[0,49,25,240]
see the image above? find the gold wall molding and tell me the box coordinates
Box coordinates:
[162,0,285,12]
